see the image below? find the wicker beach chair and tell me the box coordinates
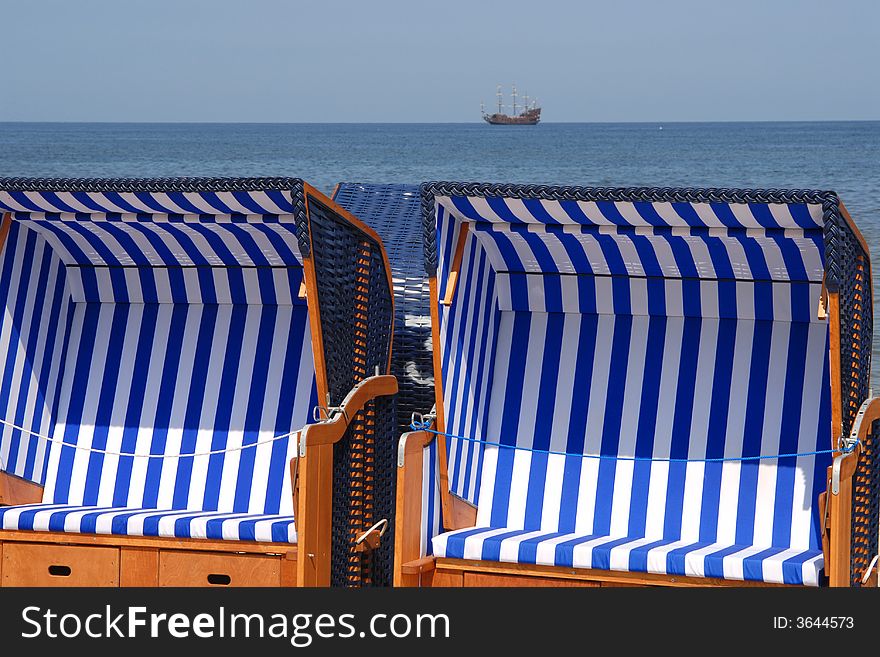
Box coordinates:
[0,177,396,587]
[395,182,878,587]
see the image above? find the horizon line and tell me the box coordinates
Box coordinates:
[1,119,878,126]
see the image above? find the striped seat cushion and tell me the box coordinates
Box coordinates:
[430,190,833,585]
[0,186,318,543]
[432,528,823,586]
[0,504,296,543]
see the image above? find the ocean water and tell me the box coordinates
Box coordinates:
[1,121,879,381]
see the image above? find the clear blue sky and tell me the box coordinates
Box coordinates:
[2,0,877,122]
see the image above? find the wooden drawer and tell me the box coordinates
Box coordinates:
[159,551,282,587]
[2,543,119,586]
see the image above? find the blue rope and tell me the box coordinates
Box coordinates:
[410,424,856,463]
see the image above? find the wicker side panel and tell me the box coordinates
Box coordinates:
[833,208,875,586]
[304,195,394,587]
[836,221,873,439]
[333,184,434,435]
[852,418,880,586]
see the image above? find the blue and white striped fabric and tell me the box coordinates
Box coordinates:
[0,504,296,543]
[429,191,831,585]
[0,222,72,484]
[0,187,316,544]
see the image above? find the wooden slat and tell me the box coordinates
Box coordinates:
[440,222,470,306]
[120,547,159,586]
[0,471,44,506]
[464,572,599,587]
[434,559,797,588]
[828,469,853,587]
[394,430,432,587]
[429,278,454,529]
[280,552,298,587]
[828,291,843,443]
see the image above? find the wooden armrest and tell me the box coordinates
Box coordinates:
[0,471,44,506]
[845,396,880,450]
[397,429,436,467]
[831,396,880,494]
[400,556,436,575]
[299,374,398,451]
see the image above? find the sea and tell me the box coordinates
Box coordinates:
[1,121,878,382]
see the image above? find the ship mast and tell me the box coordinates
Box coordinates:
[496,85,502,115]
[512,83,517,116]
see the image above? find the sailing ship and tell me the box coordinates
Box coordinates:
[482,84,541,125]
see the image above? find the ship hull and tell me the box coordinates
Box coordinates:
[483,117,540,125]
[482,108,541,125]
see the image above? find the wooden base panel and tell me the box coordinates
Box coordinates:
[431,559,796,588]
[0,531,298,587]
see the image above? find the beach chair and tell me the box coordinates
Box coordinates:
[333,183,434,576]
[0,177,396,587]
[395,182,878,587]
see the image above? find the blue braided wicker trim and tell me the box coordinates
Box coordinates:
[0,177,304,193]
[419,182,842,289]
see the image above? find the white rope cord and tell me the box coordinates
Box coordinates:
[0,416,301,459]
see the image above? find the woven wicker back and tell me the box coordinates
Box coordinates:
[299,192,395,587]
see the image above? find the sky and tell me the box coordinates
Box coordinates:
[1,0,877,122]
